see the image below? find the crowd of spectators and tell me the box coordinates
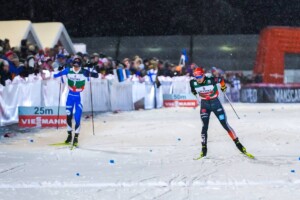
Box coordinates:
[0,38,72,86]
[0,38,261,88]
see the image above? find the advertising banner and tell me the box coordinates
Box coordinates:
[18,106,67,128]
[163,94,198,107]
[240,83,300,103]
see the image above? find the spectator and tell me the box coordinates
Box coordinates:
[52,54,66,71]
[0,44,3,57]
[122,58,132,70]
[35,49,45,62]
[211,66,219,77]
[91,53,100,63]
[49,48,56,61]
[103,57,114,75]
[4,50,24,78]
[0,59,12,86]
[157,60,166,76]
[230,73,242,102]
[185,63,198,76]
[42,57,54,72]
[82,53,90,64]
[58,46,69,56]
[3,39,11,53]
[44,47,50,57]
[133,57,146,77]
[24,55,35,75]
[28,44,36,55]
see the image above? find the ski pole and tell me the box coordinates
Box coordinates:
[89,67,95,136]
[56,78,62,129]
[224,93,240,119]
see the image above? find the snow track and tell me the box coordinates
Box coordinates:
[0,104,300,199]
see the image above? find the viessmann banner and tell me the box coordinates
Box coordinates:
[240,84,300,103]
[163,94,198,107]
[18,106,67,127]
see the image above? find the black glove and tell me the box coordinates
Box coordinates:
[221,84,227,92]
[58,65,65,71]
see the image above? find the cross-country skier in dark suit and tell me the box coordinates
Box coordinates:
[190,67,254,159]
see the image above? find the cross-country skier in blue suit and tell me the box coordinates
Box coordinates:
[53,57,98,147]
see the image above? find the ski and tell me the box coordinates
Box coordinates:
[193,155,205,160]
[193,151,206,160]
[243,152,255,159]
[70,144,78,150]
[193,152,254,160]
[49,142,71,146]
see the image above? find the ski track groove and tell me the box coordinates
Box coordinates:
[79,147,134,155]
[0,164,25,176]
[168,175,180,185]
[152,188,172,200]
[139,176,158,183]
[128,188,148,200]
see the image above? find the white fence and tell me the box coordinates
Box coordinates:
[0,76,193,126]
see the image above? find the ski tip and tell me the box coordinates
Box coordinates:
[245,153,255,159]
[193,156,205,160]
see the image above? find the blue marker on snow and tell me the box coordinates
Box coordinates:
[178,138,181,141]
[76,173,80,176]
[110,160,115,164]
[291,170,295,173]
[30,139,34,143]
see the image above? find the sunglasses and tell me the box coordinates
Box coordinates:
[195,75,203,79]
[73,61,81,66]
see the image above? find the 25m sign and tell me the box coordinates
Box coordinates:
[18,106,67,128]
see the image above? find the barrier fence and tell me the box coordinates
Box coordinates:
[0,76,194,126]
[2,77,299,126]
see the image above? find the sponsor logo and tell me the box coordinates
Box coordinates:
[274,89,300,103]
[196,85,214,94]
[201,108,207,113]
[219,114,225,120]
[241,89,258,103]
[269,73,284,79]
[19,116,67,127]
[163,100,198,107]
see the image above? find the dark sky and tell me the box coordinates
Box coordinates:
[1,0,300,37]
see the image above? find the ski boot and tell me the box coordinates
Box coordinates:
[65,131,72,144]
[201,145,207,157]
[234,138,254,159]
[194,145,207,160]
[72,133,79,147]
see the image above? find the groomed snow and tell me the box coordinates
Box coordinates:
[0,103,300,200]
